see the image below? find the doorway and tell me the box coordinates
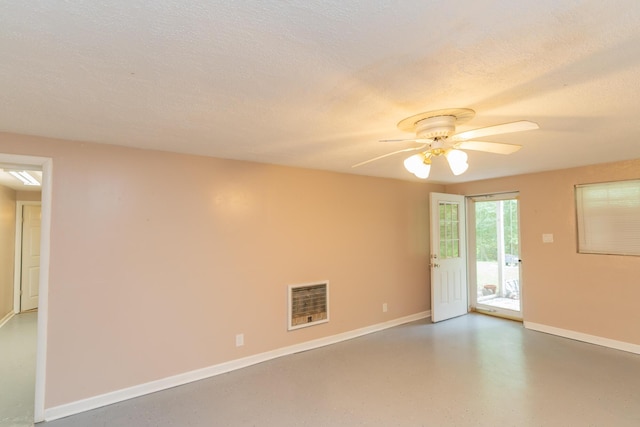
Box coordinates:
[14,202,42,313]
[467,192,521,320]
[0,154,51,424]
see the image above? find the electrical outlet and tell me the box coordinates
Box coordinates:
[235,333,244,347]
[382,303,388,313]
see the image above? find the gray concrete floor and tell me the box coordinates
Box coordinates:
[34,313,640,426]
[3,313,640,426]
[0,311,37,427]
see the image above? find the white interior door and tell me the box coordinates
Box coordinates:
[20,204,41,312]
[430,192,468,322]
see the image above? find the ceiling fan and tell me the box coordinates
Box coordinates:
[353,108,539,179]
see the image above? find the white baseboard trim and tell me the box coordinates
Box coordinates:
[45,310,431,422]
[0,311,14,329]
[524,321,640,355]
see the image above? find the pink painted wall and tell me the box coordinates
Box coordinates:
[446,158,640,345]
[0,184,16,319]
[0,132,441,408]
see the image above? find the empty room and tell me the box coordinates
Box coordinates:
[1,1,639,426]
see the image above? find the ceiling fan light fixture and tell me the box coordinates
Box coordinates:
[404,153,431,179]
[403,153,424,173]
[445,149,469,176]
[413,162,431,179]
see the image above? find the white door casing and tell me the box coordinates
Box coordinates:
[430,192,468,322]
[20,204,41,312]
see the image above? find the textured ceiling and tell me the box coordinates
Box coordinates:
[1,1,640,183]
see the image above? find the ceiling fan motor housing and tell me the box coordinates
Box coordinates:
[397,108,475,140]
[415,115,457,139]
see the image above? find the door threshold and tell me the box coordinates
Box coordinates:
[472,307,522,322]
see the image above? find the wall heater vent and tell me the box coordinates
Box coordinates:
[288,281,329,331]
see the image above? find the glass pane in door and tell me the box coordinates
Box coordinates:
[475,198,521,313]
[439,202,460,259]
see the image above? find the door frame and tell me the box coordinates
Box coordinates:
[0,153,51,423]
[13,201,42,313]
[466,191,523,320]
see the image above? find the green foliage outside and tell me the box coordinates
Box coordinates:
[475,200,519,262]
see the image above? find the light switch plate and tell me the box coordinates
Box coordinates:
[542,233,554,243]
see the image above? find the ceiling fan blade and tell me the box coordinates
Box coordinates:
[352,144,427,168]
[379,138,432,143]
[452,120,538,141]
[457,140,522,154]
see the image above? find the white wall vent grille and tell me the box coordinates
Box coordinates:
[288,281,329,331]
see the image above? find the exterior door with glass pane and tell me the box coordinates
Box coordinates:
[468,193,521,319]
[430,192,468,322]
